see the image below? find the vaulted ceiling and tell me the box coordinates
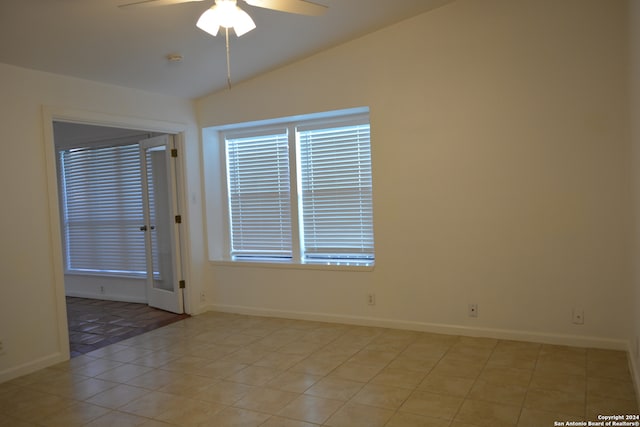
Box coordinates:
[0,0,454,98]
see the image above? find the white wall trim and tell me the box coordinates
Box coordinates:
[0,352,67,384]
[65,291,147,304]
[628,341,640,411]
[207,303,629,351]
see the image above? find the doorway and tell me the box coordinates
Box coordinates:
[51,120,189,355]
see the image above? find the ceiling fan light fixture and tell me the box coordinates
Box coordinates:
[196,0,256,37]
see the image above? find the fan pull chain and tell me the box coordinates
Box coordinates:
[225,27,232,89]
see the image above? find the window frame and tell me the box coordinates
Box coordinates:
[206,108,375,270]
[57,141,151,279]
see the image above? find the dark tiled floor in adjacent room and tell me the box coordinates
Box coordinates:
[66,297,189,357]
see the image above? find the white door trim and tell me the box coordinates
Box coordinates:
[42,106,191,361]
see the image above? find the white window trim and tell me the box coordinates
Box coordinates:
[203,107,375,271]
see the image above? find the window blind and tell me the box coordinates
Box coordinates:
[225,130,293,259]
[297,122,374,263]
[59,144,147,275]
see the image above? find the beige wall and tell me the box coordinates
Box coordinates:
[197,0,633,348]
[630,0,640,396]
[0,63,203,381]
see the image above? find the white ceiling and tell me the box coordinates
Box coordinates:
[0,0,454,99]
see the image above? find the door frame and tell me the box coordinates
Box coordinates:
[42,106,192,360]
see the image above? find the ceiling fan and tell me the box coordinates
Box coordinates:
[119,0,327,88]
[119,0,328,36]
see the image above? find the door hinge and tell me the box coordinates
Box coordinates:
[175,215,182,224]
[179,280,186,289]
[171,148,178,158]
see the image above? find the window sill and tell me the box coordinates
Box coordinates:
[208,259,375,272]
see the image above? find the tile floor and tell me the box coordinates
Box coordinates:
[66,297,190,357]
[0,311,638,426]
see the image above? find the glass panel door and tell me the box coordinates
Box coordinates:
[140,135,183,313]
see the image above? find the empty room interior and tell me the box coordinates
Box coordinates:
[2,0,640,425]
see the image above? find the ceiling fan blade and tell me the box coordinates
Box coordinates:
[244,0,327,16]
[118,0,204,9]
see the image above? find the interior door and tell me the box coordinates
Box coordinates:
[140,135,184,314]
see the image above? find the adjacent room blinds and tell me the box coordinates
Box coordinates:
[297,121,374,262]
[59,144,147,275]
[225,130,293,259]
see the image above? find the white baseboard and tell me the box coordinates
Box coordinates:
[628,341,640,411]
[0,352,67,384]
[65,291,147,304]
[206,303,628,351]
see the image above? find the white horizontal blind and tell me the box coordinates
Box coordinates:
[297,121,374,263]
[225,130,293,259]
[59,144,147,275]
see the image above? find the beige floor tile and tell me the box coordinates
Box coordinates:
[387,355,439,373]
[529,372,586,394]
[524,388,585,417]
[154,397,227,425]
[288,356,343,376]
[86,383,151,409]
[349,349,399,365]
[4,392,76,422]
[124,369,178,390]
[536,357,586,377]
[517,408,584,427]
[324,402,394,427]
[118,390,182,418]
[254,352,306,371]
[267,371,322,393]
[430,358,485,379]
[304,377,364,401]
[95,363,155,383]
[371,367,427,389]
[278,394,344,424]
[66,377,121,400]
[399,390,464,420]
[328,361,385,382]
[467,380,528,406]
[351,383,412,410]
[70,358,125,377]
[478,366,532,387]
[444,344,493,363]
[587,377,636,401]
[84,410,151,427]
[0,413,38,427]
[418,373,475,397]
[37,401,111,427]
[261,415,319,426]
[385,411,445,427]
[587,359,632,381]
[586,396,639,419]
[5,311,640,427]
[454,399,521,427]
[156,372,213,397]
[199,359,249,379]
[225,365,282,386]
[233,387,299,413]
[197,379,256,405]
[130,351,179,369]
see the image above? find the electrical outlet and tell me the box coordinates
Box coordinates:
[200,292,206,303]
[0,340,5,355]
[572,308,584,325]
[100,286,105,294]
[468,304,478,318]
[367,293,376,306]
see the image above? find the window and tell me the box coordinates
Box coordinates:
[58,143,148,276]
[219,110,374,266]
